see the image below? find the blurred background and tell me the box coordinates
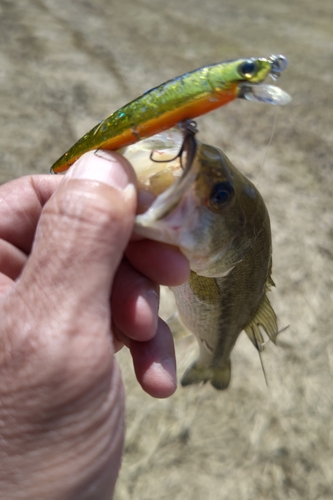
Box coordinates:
[1,1,333,498]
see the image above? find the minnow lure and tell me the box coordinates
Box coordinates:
[51,55,290,173]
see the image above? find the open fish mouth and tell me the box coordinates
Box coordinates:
[121,123,229,274]
[126,125,238,277]
[121,124,199,240]
[120,125,244,278]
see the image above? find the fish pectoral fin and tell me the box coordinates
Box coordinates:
[244,292,278,351]
[167,311,192,339]
[180,359,231,390]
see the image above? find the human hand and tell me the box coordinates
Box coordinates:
[0,151,189,499]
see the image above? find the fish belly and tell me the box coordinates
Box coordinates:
[171,276,232,390]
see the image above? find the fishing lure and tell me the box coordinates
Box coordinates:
[51,55,290,173]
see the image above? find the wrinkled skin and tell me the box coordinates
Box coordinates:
[0,151,189,500]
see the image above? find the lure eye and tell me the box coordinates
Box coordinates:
[239,59,258,78]
[209,182,234,211]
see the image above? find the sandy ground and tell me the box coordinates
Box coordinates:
[1,1,333,499]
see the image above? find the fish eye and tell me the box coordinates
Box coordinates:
[209,182,234,211]
[239,59,258,78]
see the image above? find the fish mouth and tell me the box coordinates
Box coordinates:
[120,125,199,239]
[122,126,216,266]
[120,126,241,277]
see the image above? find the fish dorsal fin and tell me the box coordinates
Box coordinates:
[244,289,278,352]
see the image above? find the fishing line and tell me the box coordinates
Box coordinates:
[256,323,290,388]
[258,348,269,388]
[256,108,278,188]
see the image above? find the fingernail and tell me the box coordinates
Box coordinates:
[67,150,131,192]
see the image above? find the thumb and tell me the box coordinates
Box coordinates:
[19,150,137,310]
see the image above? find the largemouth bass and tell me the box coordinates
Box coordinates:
[124,126,278,390]
[51,55,290,173]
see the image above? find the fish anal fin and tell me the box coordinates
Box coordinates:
[180,359,231,390]
[244,291,278,351]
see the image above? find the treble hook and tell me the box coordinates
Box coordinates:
[149,120,198,173]
[269,55,288,80]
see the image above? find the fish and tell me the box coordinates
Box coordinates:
[51,55,290,173]
[122,125,278,390]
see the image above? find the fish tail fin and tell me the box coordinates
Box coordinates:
[211,360,231,390]
[180,359,231,390]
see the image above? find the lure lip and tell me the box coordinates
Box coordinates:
[237,83,292,105]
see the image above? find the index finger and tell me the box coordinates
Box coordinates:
[0,175,62,253]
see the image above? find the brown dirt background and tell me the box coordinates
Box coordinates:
[1,1,333,498]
